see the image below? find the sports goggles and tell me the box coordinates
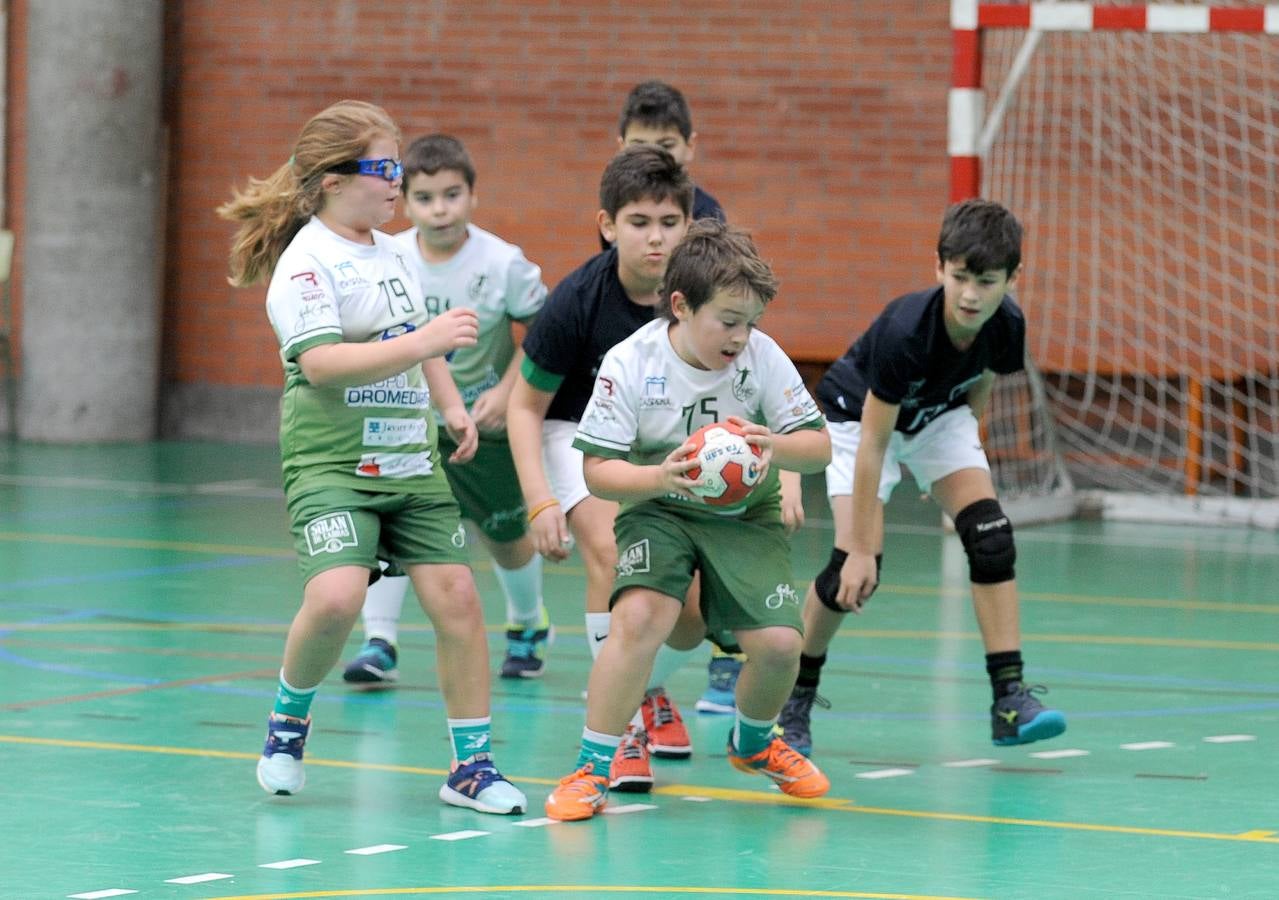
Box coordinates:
[328,157,403,182]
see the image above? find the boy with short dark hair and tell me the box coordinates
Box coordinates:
[544,219,832,821]
[508,145,703,792]
[778,199,1067,757]
[341,133,552,685]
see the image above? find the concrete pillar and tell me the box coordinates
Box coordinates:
[21,0,164,440]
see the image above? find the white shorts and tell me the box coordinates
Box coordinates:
[825,406,990,502]
[542,419,591,513]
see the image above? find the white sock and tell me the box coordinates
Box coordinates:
[585,611,611,660]
[647,643,697,692]
[494,554,544,629]
[363,574,409,646]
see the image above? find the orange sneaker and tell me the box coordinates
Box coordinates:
[544,764,609,821]
[641,687,691,758]
[727,735,831,798]
[609,726,654,793]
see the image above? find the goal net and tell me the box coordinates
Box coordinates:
[956,3,1279,528]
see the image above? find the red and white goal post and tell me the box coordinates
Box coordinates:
[950,2,1279,528]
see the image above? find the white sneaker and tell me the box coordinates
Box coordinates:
[438,754,527,815]
[256,713,310,795]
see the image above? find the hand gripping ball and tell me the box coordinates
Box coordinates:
[684,420,764,506]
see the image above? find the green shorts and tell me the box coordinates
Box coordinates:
[610,503,803,638]
[438,433,528,543]
[286,486,469,584]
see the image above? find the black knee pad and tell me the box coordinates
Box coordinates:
[954,498,1016,584]
[814,548,883,612]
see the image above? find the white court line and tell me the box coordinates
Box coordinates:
[943,758,1000,768]
[1029,749,1090,759]
[1204,734,1257,743]
[1121,741,1175,751]
[165,873,234,884]
[855,768,915,780]
[259,858,321,869]
[511,816,558,828]
[682,795,713,802]
[430,830,490,841]
[345,844,408,855]
[600,803,658,815]
[68,892,138,899]
[163,869,234,884]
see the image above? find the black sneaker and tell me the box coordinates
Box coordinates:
[500,612,553,679]
[778,684,830,758]
[341,637,398,684]
[991,681,1067,746]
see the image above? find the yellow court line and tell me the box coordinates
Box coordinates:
[205,887,980,900]
[4,734,1276,847]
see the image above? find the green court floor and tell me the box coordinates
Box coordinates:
[1,441,1276,900]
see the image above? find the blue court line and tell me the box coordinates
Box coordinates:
[828,651,1279,694]
[0,555,283,593]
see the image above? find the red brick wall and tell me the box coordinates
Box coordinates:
[10,1,954,390]
[163,0,952,389]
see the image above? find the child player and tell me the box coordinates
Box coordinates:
[507,145,704,792]
[220,100,525,814]
[340,134,552,685]
[777,199,1067,757]
[544,219,832,821]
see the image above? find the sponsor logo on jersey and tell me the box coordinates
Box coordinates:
[346,374,431,409]
[616,539,651,577]
[731,368,756,402]
[644,376,667,397]
[290,271,319,288]
[293,301,332,333]
[468,273,489,301]
[597,375,615,397]
[450,523,467,548]
[354,451,434,479]
[335,260,368,290]
[363,417,428,447]
[458,369,500,407]
[764,582,799,610]
[304,511,359,555]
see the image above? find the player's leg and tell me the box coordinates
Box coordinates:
[920,409,1066,746]
[780,420,894,755]
[393,494,525,816]
[446,436,553,679]
[260,491,381,795]
[700,516,828,798]
[547,589,684,821]
[546,506,693,821]
[341,563,408,685]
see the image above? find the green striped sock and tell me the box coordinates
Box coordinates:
[272,671,316,719]
[576,728,621,772]
[733,713,777,757]
[448,717,492,762]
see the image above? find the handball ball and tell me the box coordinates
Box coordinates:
[685,420,764,506]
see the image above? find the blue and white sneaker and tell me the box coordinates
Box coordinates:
[257,712,310,795]
[438,753,527,815]
[695,652,742,714]
[500,612,553,679]
[342,637,399,685]
[992,682,1067,746]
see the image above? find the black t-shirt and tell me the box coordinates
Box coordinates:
[521,247,656,422]
[597,184,725,251]
[817,286,1025,435]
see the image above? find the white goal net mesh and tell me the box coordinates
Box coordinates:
[978,16,1279,523]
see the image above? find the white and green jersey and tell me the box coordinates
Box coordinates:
[392,224,546,416]
[266,216,448,498]
[573,318,825,517]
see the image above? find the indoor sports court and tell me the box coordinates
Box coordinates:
[2,440,1276,900]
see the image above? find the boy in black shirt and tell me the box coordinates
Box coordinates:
[780,199,1066,756]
